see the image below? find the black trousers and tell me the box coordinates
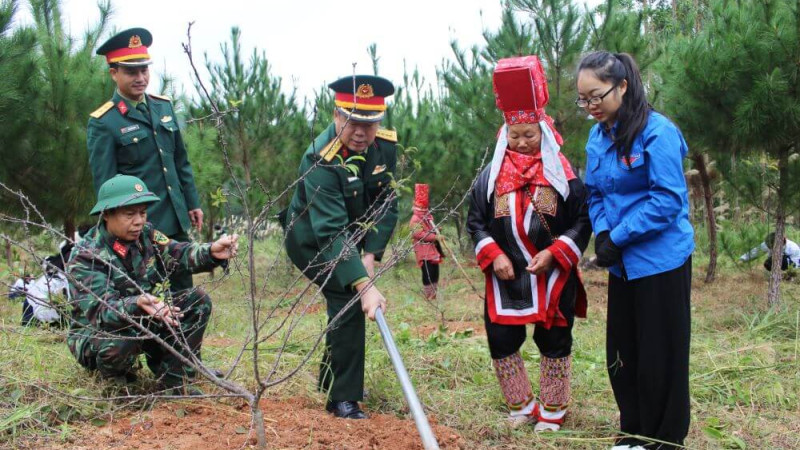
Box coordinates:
[318,285,365,402]
[421,261,440,286]
[484,286,576,360]
[607,257,692,449]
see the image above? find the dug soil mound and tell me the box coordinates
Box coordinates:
[63,396,465,449]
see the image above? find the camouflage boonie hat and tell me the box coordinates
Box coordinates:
[90,175,159,215]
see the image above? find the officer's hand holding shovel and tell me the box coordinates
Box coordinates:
[356,281,387,321]
[137,293,182,327]
[211,234,239,259]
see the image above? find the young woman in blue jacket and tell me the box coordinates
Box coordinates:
[577,52,694,450]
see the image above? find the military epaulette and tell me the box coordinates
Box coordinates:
[148,93,172,102]
[375,128,397,143]
[320,138,344,162]
[89,101,114,119]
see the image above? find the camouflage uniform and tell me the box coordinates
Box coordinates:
[67,222,220,383]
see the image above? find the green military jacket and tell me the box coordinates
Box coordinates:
[87,91,200,236]
[284,123,399,290]
[66,222,218,351]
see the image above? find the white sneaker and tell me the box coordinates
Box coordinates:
[534,421,560,432]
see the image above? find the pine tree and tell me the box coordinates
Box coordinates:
[664,0,800,305]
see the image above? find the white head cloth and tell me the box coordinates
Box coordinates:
[486,122,570,202]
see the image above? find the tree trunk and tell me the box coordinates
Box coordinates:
[767,146,790,307]
[251,402,268,448]
[693,153,717,283]
[4,238,12,266]
[63,216,76,243]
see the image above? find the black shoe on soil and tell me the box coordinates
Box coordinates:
[325,400,367,419]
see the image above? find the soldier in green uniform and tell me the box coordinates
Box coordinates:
[67,175,238,395]
[283,75,399,419]
[87,28,202,292]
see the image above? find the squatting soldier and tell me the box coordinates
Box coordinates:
[88,27,202,292]
[282,75,399,419]
[67,175,238,395]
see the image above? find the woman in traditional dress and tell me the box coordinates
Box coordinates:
[577,51,694,450]
[409,183,444,300]
[467,56,591,431]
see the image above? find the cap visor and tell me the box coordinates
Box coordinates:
[337,107,384,123]
[115,59,153,67]
[90,192,159,215]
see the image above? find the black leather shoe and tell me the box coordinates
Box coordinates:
[325,400,367,419]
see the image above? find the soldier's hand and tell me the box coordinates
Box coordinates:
[356,282,387,321]
[189,209,205,232]
[211,234,239,260]
[493,253,515,280]
[361,253,376,278]
[137,294,182,327]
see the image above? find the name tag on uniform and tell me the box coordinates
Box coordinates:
[347,176,360,183]
[120,125,140,134]
[161,115,173,123]
[372,164,386,175]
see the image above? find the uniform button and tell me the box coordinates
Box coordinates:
[154,131,158,136]
[159,149,163,154]
[163,167,168,173]
[378,181,382,187]
[133,137,139,143]
[353,191,357,196]
[168,186,172,191]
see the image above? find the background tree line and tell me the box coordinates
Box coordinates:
[2,0,799,305]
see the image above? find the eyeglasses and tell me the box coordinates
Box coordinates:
[575,84,617,108]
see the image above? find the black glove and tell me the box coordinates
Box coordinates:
[595,231,622,267]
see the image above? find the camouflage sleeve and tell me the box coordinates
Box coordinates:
[68,245,142,331]
[153,229,217,274]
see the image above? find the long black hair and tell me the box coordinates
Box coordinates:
[577,51,651,165]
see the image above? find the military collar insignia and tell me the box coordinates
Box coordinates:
[112,240,129,258]
[153,230,171,246]
[356,84,374,98]
[129,35,142,48]
[120,124,140,134]
[117,100,129,115]
[160,115,173,123]
[372,164,387,175]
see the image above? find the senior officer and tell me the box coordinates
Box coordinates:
[67,175,238,395]
[87,28,202,292]
[283,75,399,419]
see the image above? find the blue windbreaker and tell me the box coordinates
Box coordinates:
[584,111,694,280]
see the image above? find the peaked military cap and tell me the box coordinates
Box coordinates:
[329,75,394,123]
[90,175,159,215]
[96,27,153,67]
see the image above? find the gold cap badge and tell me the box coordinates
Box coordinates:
[134,184,143,192]
[356,84,374,98]
[128,35,142,48]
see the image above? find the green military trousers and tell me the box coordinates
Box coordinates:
[168,231,194,292]
[70,289,211,384]
[318,285,366,402]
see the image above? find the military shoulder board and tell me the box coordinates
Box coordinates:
[148,93,172,102]
[375,128,397,143]
[152,230,171,246]
[320,139,344,162]
[89,101,114,119]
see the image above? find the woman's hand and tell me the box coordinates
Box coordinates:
[526,249,554,275]
[493,254,515,280]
